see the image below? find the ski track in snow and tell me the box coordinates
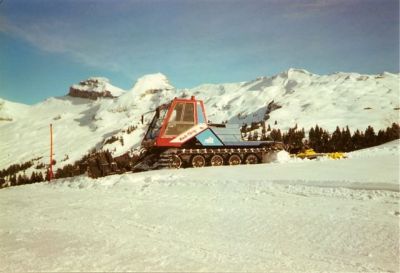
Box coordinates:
[1,141,399,272]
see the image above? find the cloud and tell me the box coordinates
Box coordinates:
[0,14,130,74]
[289,0,360,10]
[1,0,286,79]
[283,0,362,19]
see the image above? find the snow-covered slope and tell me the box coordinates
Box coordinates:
[0,98,30,121]
[0,73,175,172]
[0,69,398,173]
[194,69,399,131]
[1,141,399,272]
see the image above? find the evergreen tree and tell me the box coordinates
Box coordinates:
[321,130,331,152]
[376,129,387,145]
[10,175,17,186]
[270,129,282,141]
[45,169,51,181]
[308,126,315,147]
[364,126,376,147]
[17,174,28,185]
[283,126,305,152]
[276,129,282,141]
[342,126,353,152]
[37,172,44,182]
[352,129,364,150]
[330,126,343,151]
[309,125,326,152]
[260,131,267,141]
[105,150,113,164]
[30,172,37,183]
[17,174,23,185]
[387,123,400,141]
[261,123,266,140]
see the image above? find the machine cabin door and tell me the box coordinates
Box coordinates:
[143,106,169,141]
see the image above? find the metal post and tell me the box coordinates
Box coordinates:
[49,124,53,181]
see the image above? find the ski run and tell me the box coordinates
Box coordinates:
[1,140,399,272]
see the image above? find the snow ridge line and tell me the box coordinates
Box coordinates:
[45,174,400,204]
[267,179,400,193]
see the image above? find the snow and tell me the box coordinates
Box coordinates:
[0,69,398,180]
[0,141,399,272]
[270,150,292,163]
[130,73,174,94]
[0,98,30,121]
[0,96,128,171]
[100,73,174,118]
[196,69,399,132]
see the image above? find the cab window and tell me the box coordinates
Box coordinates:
[182,103,194,122]
[165,102,195,136]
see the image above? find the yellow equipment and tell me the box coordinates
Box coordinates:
[294,149,346,160]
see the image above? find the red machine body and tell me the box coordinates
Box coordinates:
[142,96,207,148]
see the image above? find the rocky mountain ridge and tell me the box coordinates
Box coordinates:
[68,77,125,100]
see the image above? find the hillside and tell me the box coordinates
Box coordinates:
[194,69,399,131]
[1,140,399,272]
[0,69,399,173]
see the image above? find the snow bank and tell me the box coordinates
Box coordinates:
[263,150,292,163]
[0,141,399,272]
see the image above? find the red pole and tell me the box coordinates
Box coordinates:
[49,124,53,181]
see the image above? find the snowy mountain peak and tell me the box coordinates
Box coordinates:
[101,73,175,116]
[277,68,315,80]
[69,77,126,99]
[286,68,313,75]
[130,73,174,95]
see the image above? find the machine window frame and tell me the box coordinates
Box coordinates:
[164,102,196,136]
[144,105,169,140]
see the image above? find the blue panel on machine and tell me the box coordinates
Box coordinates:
[209,125,271,147]
[210,125,242,143]
[196,129,223,146]
[197,102,205,123]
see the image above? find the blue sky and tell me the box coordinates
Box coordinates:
[0,0,399,104]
